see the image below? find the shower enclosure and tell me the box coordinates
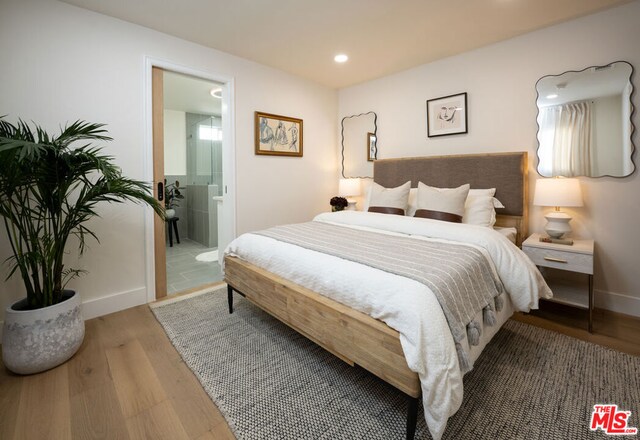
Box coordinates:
[186,113,222,249]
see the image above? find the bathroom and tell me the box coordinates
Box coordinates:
[163,71,225,294]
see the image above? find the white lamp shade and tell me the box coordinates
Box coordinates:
[533,178,583,208]
[338,178,361,197]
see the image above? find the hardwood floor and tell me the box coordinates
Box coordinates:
[0,300,235,440]
[512,300,640,356]
[1,293,638,439]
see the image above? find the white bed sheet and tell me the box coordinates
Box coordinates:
[494,226,517,244]
[225,211,550,440]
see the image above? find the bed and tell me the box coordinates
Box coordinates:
[224,152,550,440]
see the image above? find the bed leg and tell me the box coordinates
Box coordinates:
[227,284,234,314]
[406,396,419,440]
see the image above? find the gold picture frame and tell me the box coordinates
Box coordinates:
[255,111,303,157]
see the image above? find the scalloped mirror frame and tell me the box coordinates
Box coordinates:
[341,111,378,179]
[535,61,636,178]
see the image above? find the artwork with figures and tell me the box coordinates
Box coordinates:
[255,111,303,157]
[426,92,468,137]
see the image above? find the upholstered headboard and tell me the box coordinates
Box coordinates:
[373,152,528,245]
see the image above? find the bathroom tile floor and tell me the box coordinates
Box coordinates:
[166,238,223,295]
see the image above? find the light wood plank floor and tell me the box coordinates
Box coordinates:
[1,293,638,439]
[0,298,235,440]
[513,300,640,356]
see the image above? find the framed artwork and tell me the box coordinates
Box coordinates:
[367,132,377,162]
[255,111,303,157]
[426,92,468,137]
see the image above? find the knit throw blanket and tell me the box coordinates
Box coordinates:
[254,222,506,372]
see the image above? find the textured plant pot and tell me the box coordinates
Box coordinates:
[165,208,176,219]
[2,290,84,375]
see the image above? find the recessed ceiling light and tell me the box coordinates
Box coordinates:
[334,54,348,63]
[546,94,558,99]
[210,88,222,99]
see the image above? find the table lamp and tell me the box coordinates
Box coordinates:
[338,178,361,210]
[533,177,583,238]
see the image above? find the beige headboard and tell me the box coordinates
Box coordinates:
[373,152,528,246]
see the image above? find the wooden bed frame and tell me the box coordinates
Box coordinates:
[225,152,528,440]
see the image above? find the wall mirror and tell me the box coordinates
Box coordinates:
[535,61,635,178]
[341,111,377,178]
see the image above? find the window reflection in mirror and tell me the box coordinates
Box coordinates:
[536,61,635,178]
[342,112,377,178]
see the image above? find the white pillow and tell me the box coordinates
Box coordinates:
[463,194,497,227]
[468,188,505,209]
[415,183,470,222]
[469,188,495,197]
[407,188,418,217]
[367,181,411,215]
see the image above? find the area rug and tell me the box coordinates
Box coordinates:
[151,287,640,439]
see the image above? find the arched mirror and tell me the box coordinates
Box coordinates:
[535,61,635,178]
[341,111,377,178]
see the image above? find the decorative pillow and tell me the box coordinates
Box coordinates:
[463,194,497,227]
[367,181,411,215]
[468,188,505,209]
[469,188,496,197]
[406,188,418,217]
[415,183,470,223]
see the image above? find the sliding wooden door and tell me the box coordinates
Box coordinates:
[152,66,167,299]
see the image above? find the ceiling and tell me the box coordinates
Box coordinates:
[164,71,222,116]
[61,0,632,89]
[537,61,633,107]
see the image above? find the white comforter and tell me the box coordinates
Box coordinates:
[225,211,552,440]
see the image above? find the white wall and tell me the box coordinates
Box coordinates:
[164,109,187,176]
[339,2,640,316]
[0,0,338,321]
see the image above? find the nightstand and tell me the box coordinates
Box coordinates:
[522,233,595,332]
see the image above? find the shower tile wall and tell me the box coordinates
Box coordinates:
[186,113,221,248]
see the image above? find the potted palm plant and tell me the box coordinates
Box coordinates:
[0,118,163,374]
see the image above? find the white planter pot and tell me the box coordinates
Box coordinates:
[2,290,84,375]
[165,208,176,219]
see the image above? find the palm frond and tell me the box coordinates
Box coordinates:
[0,116,162,308]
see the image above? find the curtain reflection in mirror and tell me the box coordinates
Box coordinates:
[538,101,593,177]
[535,61,635,178]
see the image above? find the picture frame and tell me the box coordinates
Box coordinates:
[426,92,468,137]
[255,111,303,157]
[367,132,377,162]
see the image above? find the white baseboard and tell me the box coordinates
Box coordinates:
[595,289,640,317]
[0,287,147,341]
[81,287,148,320]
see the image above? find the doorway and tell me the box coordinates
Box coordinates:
[148,61,235,300]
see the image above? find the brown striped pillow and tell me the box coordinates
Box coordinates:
[367,181,411,216]
[415,183,470,223]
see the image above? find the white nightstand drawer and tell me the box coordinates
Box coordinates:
[523,246,593,274]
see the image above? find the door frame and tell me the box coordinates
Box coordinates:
[143,56,236,302]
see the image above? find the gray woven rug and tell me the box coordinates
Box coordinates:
[151,287,640,440]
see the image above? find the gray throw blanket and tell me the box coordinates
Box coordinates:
[255,221,505,372]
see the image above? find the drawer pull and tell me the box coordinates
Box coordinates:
[544,256,568,263]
